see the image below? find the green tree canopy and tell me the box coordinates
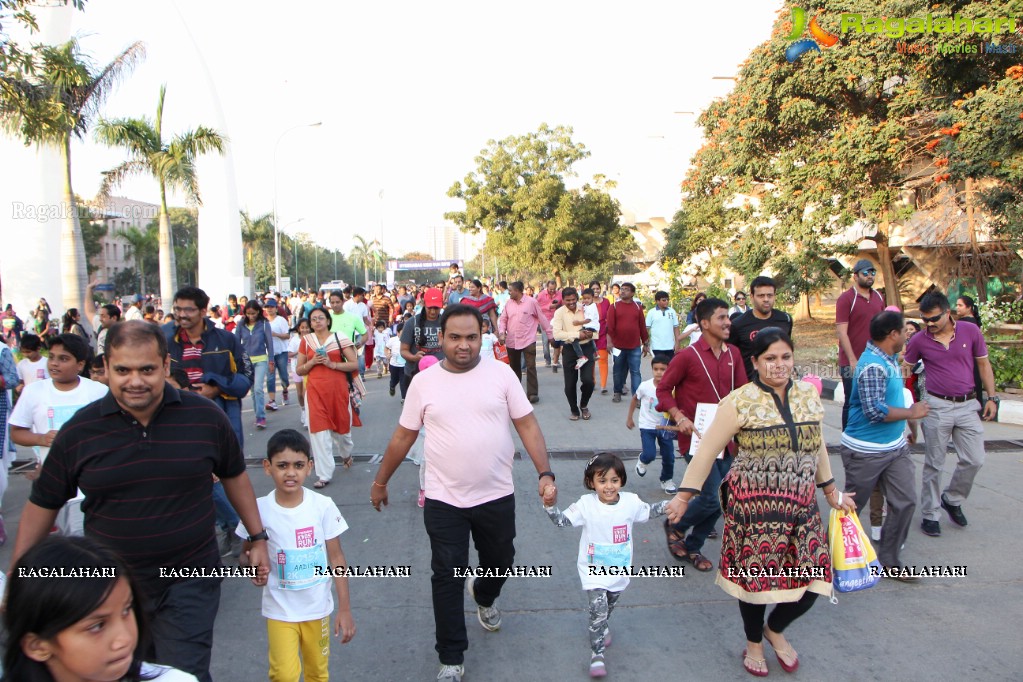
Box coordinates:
[446,124,636,282]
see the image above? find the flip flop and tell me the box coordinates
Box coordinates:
[742,649,769,677]
[569,413,580,421]
[341,456,354,469]
[581,408,591,420]
[314,480,330,489]
[763,628,799,673]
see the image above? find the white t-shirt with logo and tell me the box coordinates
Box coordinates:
[633,379,664,430]
[268,315,290,355]
[561,492,652,591]
[238,488,348,622]
[140,663,199,681]
[9,377,108,461]
[17,357,49,386]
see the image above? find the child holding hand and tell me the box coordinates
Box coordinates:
[542,453,669,678]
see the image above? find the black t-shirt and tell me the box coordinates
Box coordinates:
[729,309,794,378]
[30,387,245,600]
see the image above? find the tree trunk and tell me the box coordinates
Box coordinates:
[875,216,902,308]
[965,178,988,303]
[158,184,178,306]
[793,292,813,320]
[61,137,87,312]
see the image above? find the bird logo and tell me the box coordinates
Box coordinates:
[785,7,839,62]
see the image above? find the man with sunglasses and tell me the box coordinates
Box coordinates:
[836,259,887,429]
[903,291,997,537]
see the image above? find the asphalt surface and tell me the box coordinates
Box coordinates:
[3,354,1022,681]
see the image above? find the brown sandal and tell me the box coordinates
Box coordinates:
[682,551,714,572]
[581,408,591,420]
[569,413,580,421]
[664,520,689,561]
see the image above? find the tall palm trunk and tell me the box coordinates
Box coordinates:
[61,137,86,311]
[158,184,178,304]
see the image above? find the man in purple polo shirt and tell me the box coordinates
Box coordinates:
[656,298,747,570]
[903,292,998,537]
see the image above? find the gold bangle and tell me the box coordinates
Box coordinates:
[372,481,387,488]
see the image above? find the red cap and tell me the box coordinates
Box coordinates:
[424,288,444,308]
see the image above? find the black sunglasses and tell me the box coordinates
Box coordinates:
[921,312,945,324]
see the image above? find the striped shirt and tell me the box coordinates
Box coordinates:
[30,386,246,599]
[181,337,205,388]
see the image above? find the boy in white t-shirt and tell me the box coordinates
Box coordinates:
[385,323,407,400]
[570,288,602,370]
[625,355,678,494]
[14,333,48,395]
[373,321,390,378]
[9,334,108,464]
[239,429,355,681]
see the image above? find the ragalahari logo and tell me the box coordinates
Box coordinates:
[786,6,840,62]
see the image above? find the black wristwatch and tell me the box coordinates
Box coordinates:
[987,397,1000,405]
[538,471,555,481]
[246,529,269,543]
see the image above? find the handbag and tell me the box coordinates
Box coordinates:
[828,508,881,592]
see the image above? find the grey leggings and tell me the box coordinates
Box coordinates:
[587,589,622,656]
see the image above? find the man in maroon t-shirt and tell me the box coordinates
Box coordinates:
[836,259,886,429]
[607,282,649,402]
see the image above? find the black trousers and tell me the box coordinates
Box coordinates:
[145,576,222,682]
[561,341,595,414]
[424,494,516,665]
[840,364,854,430]
[738,592,818,643]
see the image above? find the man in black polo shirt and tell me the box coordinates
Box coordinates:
[11,321,270,682]
[729,275,794,379]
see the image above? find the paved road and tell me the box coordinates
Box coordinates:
[3,357,1022,681]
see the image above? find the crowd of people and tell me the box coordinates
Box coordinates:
[0,258,1007,681]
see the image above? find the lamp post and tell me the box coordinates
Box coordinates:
[281,218,304,290]
[274,122,322,293]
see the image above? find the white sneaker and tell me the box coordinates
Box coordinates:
[590,654,607,677]
[871,526,882,542]
[437,664,464,681]
[466,578,501,631]
[635,460,647,477]
[661,480,678,494]
[575,357,588,370]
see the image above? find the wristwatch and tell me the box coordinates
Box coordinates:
[246,529,269,543]
[987,397,1000,405]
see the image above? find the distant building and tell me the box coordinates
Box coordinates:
[429,225,462,261]
[87,196,160,284]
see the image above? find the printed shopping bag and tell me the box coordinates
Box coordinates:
[828,508,881,592]
[494,342,510,364]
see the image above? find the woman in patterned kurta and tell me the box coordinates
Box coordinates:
[668,328,855,677]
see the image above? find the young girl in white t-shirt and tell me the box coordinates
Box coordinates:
[480,318,499,361]
[542,453,669,678]
[288,318,311,426]
[3,535,198,681]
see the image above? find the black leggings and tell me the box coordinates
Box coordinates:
[738,592,818,643]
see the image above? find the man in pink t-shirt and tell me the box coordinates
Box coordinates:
[370,304,556,682]
[535,280,562,370]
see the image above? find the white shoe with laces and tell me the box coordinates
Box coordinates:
[661,479,678,494]
[437,664,464,681]
[635,460,647,477]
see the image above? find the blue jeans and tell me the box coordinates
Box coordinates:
[267,351,289,395]
[673,454,733,555]
[213,397,243,448]
[251,361,267,420]
[211,480,239,531]
[612,346,643,396]
[639,428,675,481]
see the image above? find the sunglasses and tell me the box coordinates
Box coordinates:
[921,312,945,324]
[859,269,877,276]
[735,297,745,301]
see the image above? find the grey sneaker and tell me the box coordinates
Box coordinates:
[466,578,501,631]
[437,664,464,681]
[661,479,678,494]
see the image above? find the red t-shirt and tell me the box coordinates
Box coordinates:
[835,288,886,366]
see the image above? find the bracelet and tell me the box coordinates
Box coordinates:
[372,481,387,488]
[816,478,835,490]
[538,471,555,481]
[836,492,843,506]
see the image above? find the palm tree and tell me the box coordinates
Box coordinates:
[118,224,158,293]
[239,210,275,289]
[95,84,225,305]
[349,234,375,286]
[0,39,145,310]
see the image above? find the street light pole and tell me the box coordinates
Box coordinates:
[274,122,322,293]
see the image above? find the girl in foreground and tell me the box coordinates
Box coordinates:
[3,535,195,681]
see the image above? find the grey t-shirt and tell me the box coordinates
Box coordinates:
[400,315,442,374]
